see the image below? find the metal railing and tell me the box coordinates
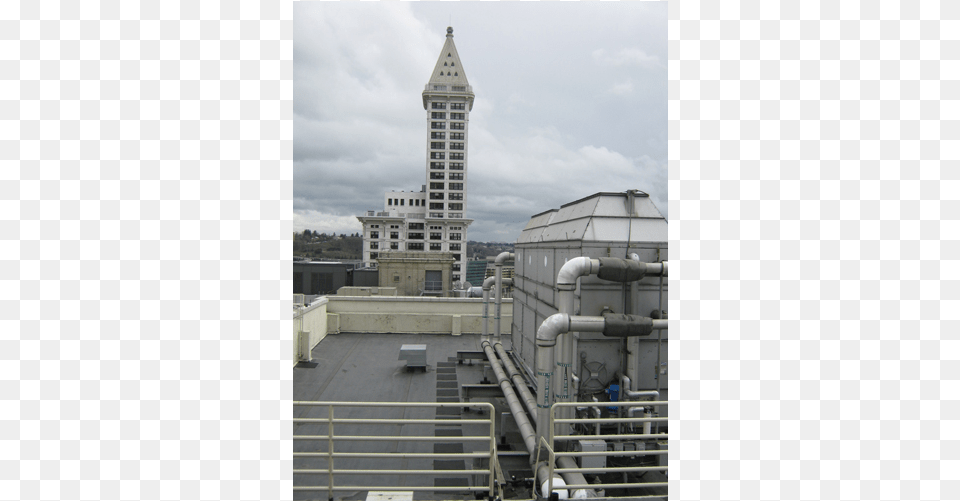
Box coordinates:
[293,401,499,500]
[546,400,668,496]
[422,280,443,292]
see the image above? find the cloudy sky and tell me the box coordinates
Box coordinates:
[294,2,667,242]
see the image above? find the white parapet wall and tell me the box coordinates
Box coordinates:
[326,296,512,336]
[293,296,512,365]
[293,296,328,365]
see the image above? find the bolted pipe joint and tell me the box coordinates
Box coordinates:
[536,313,570,346]
[557,257,601,288]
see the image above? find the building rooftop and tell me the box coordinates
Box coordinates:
[294,333,532,501]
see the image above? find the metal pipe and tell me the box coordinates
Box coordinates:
[627,254,640,389]
[591,397,602,436]
[494,277,513,342]
[628,406,654,435]
[481,341,537,454]
[481,338,567,497]
[494,252,514,342]
[655,259,665,434]
[620,375,659,401]
[480,276,496,340]
[556,257,601,428]
[536,314,607,443]
[493,341,537,421]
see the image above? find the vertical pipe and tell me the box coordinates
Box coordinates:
[655,256,665,434]
[494,252,514,342]
[481,276,496,341]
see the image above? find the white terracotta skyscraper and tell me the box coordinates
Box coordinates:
[359,27,474,289]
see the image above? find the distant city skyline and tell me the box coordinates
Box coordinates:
[293,2,667,242]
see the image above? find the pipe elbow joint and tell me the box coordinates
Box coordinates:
[557,256,600,287]
[536,313,570,346]
[482,276,496,290]
[495,251,514,265]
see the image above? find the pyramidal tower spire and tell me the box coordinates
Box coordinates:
[425,27,471,91]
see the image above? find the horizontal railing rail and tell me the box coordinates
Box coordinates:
[293,401,498,499]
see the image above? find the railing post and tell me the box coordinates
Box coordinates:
[327,405,334,501]
[488,409,495,499]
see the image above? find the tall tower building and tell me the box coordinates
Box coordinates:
[358,27,474,290]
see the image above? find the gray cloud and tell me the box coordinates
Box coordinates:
[294,2,667,241]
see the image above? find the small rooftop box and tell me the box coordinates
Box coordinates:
[399,344,427,372]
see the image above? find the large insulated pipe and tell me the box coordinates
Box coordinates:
[536,313,664,442]
[555,258,601,426]
[493,341,537,421]
[536,314,606,443]
[481,341,537,454]
[553,257,669,423]
[493,252,514,342]
[480,339,571,497]
[480,276,496,340]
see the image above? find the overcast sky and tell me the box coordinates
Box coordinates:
[293,2,667,242]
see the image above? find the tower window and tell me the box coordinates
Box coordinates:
[454,72,458,76]
[444,62,448,66]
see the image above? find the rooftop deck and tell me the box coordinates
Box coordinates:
[293,333,532,501]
